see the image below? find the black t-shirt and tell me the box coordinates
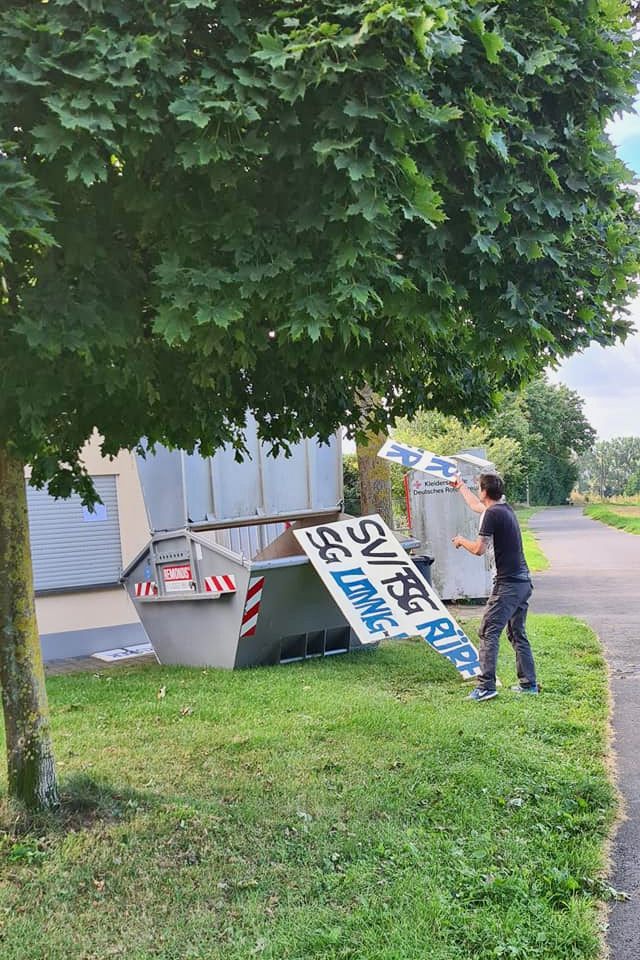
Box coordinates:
[479,502,530,582]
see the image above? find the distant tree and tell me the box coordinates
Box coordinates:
[488,378,596,504]
[579,437,640,497]
[625,469,640,497]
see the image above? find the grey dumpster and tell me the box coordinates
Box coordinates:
[124,423,419,668]
[122,518,358,668]
[122,515,420,669]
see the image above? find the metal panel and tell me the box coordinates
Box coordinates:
[208,415,263,520]
[260,442,311,514]
[27,476,122,592]
[408,453,495,601]
[234,557,355,668]
[309,435,342,509]
[136,415,344,533]
[136,443,187,530]
[184,450,214,523]
[213,522,287,560]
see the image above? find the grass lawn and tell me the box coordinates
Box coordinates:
[584,503,640,535]
[515,507,550,572]
[0,616,615,960]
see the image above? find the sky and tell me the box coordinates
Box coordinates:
[547,100,640,440]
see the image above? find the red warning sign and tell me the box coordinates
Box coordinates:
[162,564,193,593]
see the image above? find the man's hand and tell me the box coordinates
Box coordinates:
[452,533,487,556]
[450,473,486,515]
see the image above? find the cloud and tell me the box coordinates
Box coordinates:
[548,312,640,439]
[607,98,640,146]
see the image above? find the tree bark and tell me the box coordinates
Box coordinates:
[0,447,59,810]
[355,387,394,528]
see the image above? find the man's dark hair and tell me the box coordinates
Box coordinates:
[479,473,505,501]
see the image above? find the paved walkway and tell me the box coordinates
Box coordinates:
[529,506,640,960]
[45,652,157,676]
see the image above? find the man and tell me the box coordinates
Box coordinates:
[450,472,538,702]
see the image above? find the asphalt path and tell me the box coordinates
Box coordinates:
[529,506,640,960]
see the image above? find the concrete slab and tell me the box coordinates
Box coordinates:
[45,653,157,676]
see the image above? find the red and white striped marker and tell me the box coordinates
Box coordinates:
[204,574,237,595]
[135,582,157,597]
[239,576,265,638]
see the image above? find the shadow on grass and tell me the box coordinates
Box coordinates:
[0,772,156,839]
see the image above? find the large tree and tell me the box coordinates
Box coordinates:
[487,377,597,504]
[1,0,639,807]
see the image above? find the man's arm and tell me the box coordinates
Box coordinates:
[452,534,489,556]
[450,474,485,514]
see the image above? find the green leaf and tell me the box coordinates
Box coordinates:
[66,150,107,186]
[31,122,75,159]
[487,129,508,160]
[334,155,375,181]
[195,304,242,328]
[346,190,389,222]
[313,137,362,157]
[481,32,505,64]
[412,13,436,56]
[334,245,358,268]
[473,233,501,258]
[253,33,289,69]
[344,100,379,119]
[169,98,210,128]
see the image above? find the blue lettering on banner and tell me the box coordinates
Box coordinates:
[415,616,481,679]
[423,456,458,479]
[330,567,400,635]
[382,443,426,468]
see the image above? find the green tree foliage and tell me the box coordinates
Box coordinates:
[343,454,362,515]
[578,437,640,497]
[489,378,596,504]
[391,377,595,505]
[625,469,640,497]
[1,0,639,496]
[394,409,524,478]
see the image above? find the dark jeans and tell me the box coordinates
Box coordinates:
[476,579,536,692]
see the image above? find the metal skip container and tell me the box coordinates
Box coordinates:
[121,420,382,668]
[121,517,369,668]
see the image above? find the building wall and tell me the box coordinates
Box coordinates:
[32,435,150,660]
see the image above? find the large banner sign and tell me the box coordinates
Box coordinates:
[294,515,481,680]
[377,438,459,481]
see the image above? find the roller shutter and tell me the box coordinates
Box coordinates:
[27,476,122,592]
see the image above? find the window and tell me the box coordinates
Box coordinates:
[27,476,123,592]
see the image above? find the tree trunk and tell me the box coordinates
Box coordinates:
[0,447,59,810]
[355,387,394,528]
[356,431,394,527]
